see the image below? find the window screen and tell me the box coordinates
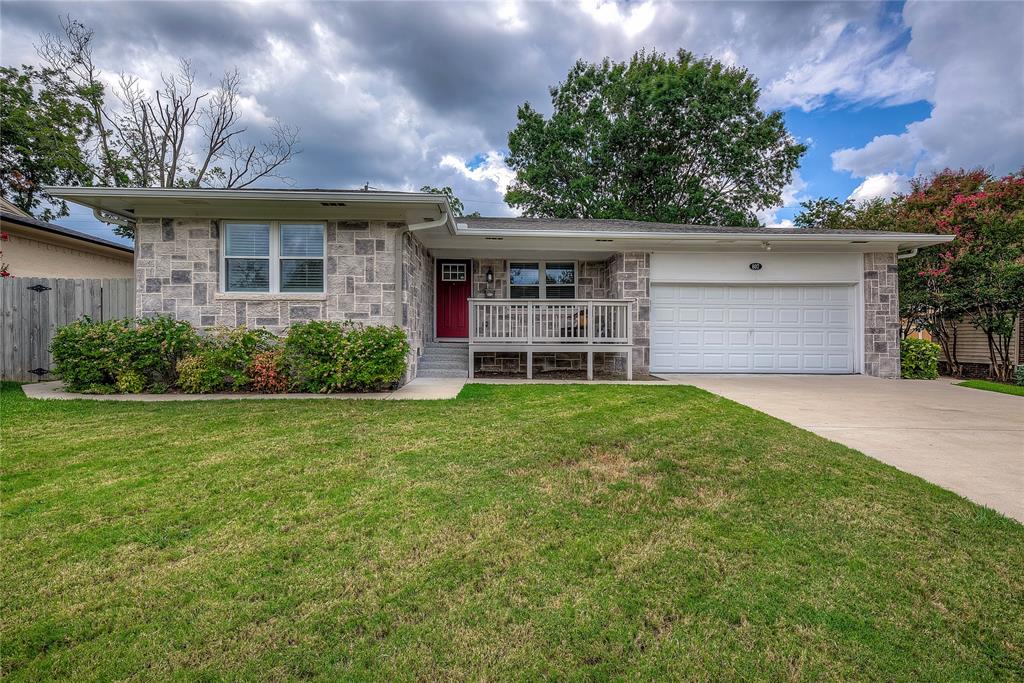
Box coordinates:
[280,223,324,292]
[510,263,540,299]
[225,223,270,292]
[545,262,576,299]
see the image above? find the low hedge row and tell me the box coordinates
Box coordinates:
[50,316,409,394]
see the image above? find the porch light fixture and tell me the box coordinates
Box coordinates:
[761,241,772,252]
[485,267,494,283]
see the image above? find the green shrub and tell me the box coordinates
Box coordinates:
[901,338,940,379]
[175,326,278,393]
[176,353,225,394]
[127,316,201,385]
[50,317,131,391]
[201,326,278,391]
[50,315,200,392]
[283,321,409,392]
[249,350,288,393]
[281,320,350,392]
[337,324,410,391]
[1015,365,1024,387]
[115,369,145,394]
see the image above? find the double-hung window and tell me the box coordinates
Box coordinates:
[223,221,325,293]
[509,261,576,299]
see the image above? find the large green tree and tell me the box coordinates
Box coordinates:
[504,49,806,226]
[0,65,92,219]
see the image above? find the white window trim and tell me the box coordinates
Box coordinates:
[220,220,326,294]
[506,260,578,299]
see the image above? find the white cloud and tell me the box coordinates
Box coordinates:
[832,134,922,177]
[848,173,910,204]
[578,0,656,37]
[830,1,1024,184]
[761,19,933,111]
[439,151,515,196]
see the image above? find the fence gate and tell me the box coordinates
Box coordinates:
[0,278,135,382]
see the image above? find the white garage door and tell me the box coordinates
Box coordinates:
[651,284,856,373]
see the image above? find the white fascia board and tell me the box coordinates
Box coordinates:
[43,186,459,232]
[44,186,446,205]
[453,227,955,247]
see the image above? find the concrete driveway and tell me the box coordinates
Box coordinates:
[659,375,1024,522]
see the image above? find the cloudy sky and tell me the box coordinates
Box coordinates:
[2,0,1022,242]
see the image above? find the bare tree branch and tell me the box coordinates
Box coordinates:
[34,16,301,210]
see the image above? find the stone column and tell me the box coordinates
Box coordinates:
[606,252,651,374]
[863,252,901,378]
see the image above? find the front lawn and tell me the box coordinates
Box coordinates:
[957,379,1024,397]
[2,382,1021,680]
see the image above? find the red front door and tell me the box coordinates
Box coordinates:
[436,260,472,338]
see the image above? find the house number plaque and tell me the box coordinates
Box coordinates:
[749,263,763,271]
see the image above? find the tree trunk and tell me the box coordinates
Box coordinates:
[932,317,961,377]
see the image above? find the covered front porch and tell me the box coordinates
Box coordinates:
[421,254,648,381]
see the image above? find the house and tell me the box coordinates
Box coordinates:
[1,204,134,279]
[48,186,953,382]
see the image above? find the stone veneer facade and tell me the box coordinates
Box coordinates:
[135,217,433,381]
[134,222,899,382]
[863,252,901,379]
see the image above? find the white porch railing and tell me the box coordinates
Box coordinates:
[469,299,632,345]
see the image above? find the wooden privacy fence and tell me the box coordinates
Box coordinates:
[1,278,135,382]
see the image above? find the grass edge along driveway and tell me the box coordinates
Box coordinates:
[2,381,1022,681]
[957,379,1024,397]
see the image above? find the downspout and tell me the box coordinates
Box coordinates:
[393,211,449,329]
[896,248,919,260]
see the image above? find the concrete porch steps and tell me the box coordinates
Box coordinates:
[416,342,469,379]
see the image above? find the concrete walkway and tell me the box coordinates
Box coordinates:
[660,374,1024,522]
[22,377,466,402]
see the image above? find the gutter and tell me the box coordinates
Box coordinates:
[897,248,920,260]
[93,207,136,230]
[452,227,956,245]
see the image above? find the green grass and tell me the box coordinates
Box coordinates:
[2,382,1022,681]
[957,379,1024,397]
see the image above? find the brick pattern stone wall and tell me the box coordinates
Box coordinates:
[606,252,651,372]
[578,260,609,299]
[136,218,406,334]
[401,232,433,379]
[863,252,901,378]
[472,259,507,298]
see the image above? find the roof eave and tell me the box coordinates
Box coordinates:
[44,186,448,204]
[453,227,955,247]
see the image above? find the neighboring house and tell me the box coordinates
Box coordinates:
[907,317,1021,374]
[1,208,134,278]
[948,315,1022,375]
[49,187,952,382]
